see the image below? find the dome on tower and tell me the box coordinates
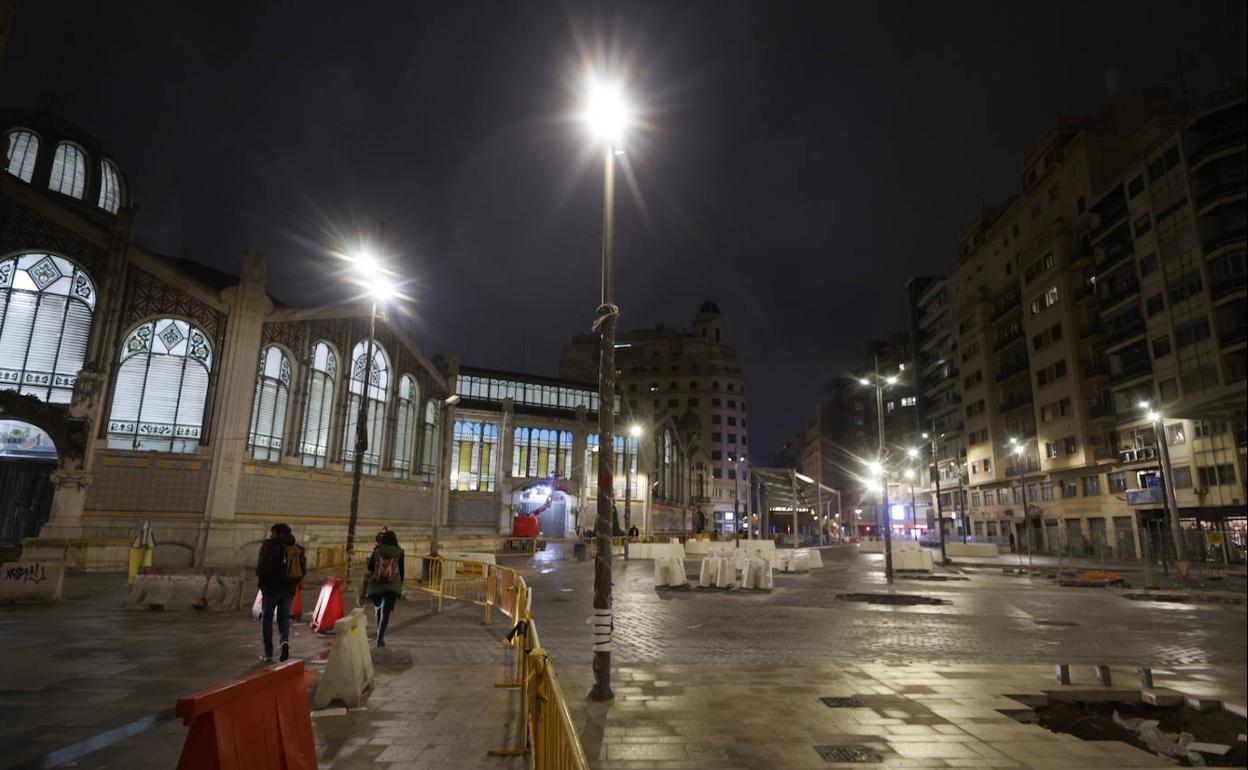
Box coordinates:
[698,300,721,315]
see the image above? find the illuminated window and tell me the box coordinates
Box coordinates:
[248,346,291,461]
[514,427,573,479]
[107,318,212,453]
[98,159,122,213]
[4,130,38,182]
[584,433,638,499]
[451,420,498,491]
[342,340,389,475]
[392,375,419,478]
[298,341,336,467]
[49,142,86,199]
[0,253,96,403]
[419,400,439,479]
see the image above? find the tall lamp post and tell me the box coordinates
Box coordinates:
[1008,438,1032,568]
[859,358,901,585]
[1140,402,1186,561]
[343,251,394,586]
[428,393,460,559]
[624,423,642,561]
[730,452,743,546]
[921,429,949,565]
[904,466,917,540]
[583,74,632,703]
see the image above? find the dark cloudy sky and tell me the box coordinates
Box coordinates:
[3,1,1244,462]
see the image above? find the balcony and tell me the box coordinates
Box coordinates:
[994,358,1029,383]
[1102,280,1140,309]
[1105,318,1146,347]
[1211,272,1248,300]
[1094,447,1117,461]
[1080,321,1104,339]
[1188,127,1247,169]
[1119,446,1159,464]
[1081,359,1110,378]
[1094,237,1135,274]
[1194,178,1247,212]
[1113,360,1153,384]
[1202,227,1247,255]
[1000,393,1033,413]
[1091,208,1128,243]
[1089,403,1117,421]
[1127,487,1167,506]
[990,293,1022,322]
[1006,458,1042,476]
[1074,282,1095,301]
[1220,324,1248,348]
[992,328,1025,352]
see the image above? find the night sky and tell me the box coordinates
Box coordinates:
[3,1,1245,462]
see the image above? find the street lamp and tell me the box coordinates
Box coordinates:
[1008,438,1032,568]
[343,249,395,586]
[729,453,745,547]
[582,72,632,703]
[623,424,642,560]
[1139,401,1186,561]
[428,394,460,560]
[903,467,917,539]
[922,428,951,564]
[859,357,902,584]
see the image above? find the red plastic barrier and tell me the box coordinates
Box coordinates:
[310,576,343,634]
[249,583,304,621]
[175,659,315,770]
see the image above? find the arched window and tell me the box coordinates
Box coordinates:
[98,159,122,213]
[0,253,96,403]
[49,143,86,199]
[342,340,389,475]
[4,130,38,182]
[248,346,291,462]
[298,341,336,468]
[392,375,419,478]
[451,420,498,491]
[107,318,213,453]
[419,400,439,480]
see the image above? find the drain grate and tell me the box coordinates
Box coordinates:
[819,696,865,708]
[815,745,881,763]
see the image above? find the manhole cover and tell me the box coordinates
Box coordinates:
[819,696,865,708]
[1033,619,1078,627]
[815,745,881,763]
[835,593,949,606]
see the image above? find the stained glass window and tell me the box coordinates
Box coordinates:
[4,130,38,182]
[342,340,389,475]
[248,346,291,462]
[392,375,419,478]
[0,254,97,404]
[583,433,638,499]
[451,420,498,492]
[298,341,336,467]
[513,427,573,479]
[49,142,86,199]
[107,318,213,453]
[419,400,440,480]
[98,159,122,213]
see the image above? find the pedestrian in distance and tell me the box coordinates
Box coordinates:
[365,529,405,647]
[256,522,306,664]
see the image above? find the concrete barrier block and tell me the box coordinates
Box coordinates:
[698,558,716,588]
[858,540,885,554]
[1186,696,1221,711]
[0,561,65,604]
[665,558,688,588]
[124,568,245,611]
[654,559,670,588]
[314,608,375,709]
[1222,702,1246,718]
[945,542,1000,557]
[1141,688,1184,706]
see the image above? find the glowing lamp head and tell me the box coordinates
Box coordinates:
[904,468,916,481]
[865,460,883,477]
[629,424,642,439]
[858,378,871,386]
[583,77,633,145]
[1146,410,1160,423]
[885,376,899,386]
[906,447,919,459]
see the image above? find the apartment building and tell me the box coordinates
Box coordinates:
[950,81,1246,560]
[559,301,745,534]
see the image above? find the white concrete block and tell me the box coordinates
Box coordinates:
[314,608,375,709]
[0,560,64,604]
[124,568,245,611]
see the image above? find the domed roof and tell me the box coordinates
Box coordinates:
[2,102,128,215]
[698,300,721,315]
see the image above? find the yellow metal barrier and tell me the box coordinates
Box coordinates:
[527,647,590,770]
[315,544,347,573]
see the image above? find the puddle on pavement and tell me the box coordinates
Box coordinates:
[835,592,949,606]
[1003,698,1247,767]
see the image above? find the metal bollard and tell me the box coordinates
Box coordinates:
[1137,666,1154,689]
[1055,664,1071,685]
[1095,664,1112,686]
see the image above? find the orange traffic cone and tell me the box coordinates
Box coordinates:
[310,576,344,634]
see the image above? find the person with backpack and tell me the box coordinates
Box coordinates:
[364,529,404,647]
[255,523,306,663]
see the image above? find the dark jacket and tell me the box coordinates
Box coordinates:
[256,532,306,595]
[365,543,405,598]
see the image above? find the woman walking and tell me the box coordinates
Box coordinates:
[365,529,405,647]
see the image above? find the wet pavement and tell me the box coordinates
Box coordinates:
[0,544,1243,769]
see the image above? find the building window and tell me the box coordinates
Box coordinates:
[4,129,39,182]
[901,396,916,406]
[971,492,981,507]
[687,398,699,407]
[248,346,292,462]
[48,142,87,199]
[711,414,721,424]
[1170,465,1192,488]
[298,341,337,468]
[983,458,991,472]
[0,253,97,403]
[713,467,722,479]
[1083,475,1101,496]
[1133,214,1151,237]
[711,432,722,442]
[711,398,721,407]
[1041,484,1055,501]
[1127,175,1144,197]
[997,489,1009,505]
[107,318,212,453]
[1198,464,1238,487]
[1145,293,1165,316]
[728,399,737,409]
[342,340,390,475]
[98,159,122,213]
[1107,472,1127,493]
[1165,423,1185,445]
[451,421,499,492]
[1152,335,1171,359]
[1157,378,1178,403]
[1046,441,1059,459]
[667,398,678,407]
[711,450,722,461]
[1064,436,1077,454]
[727,434,737,444]
[1139,253,1158,275]
[1062,480,1078,498]
[392,375,420,478]
[419,400,440,479]
[514,427,573,479]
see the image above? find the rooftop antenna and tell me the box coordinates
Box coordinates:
[42,23,75,115]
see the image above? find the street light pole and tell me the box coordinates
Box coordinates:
[344,300,376,586]
[1143,404,1186,562]
[429,394,459,559]
[925,427,948,566]
[871,356,895,585]
[732,453,742,547]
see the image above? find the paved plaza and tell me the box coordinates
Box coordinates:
[0,545,1244,769]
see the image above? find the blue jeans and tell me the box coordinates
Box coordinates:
[260,591,293,658]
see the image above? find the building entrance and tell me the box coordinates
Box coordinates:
[0,420,58,548]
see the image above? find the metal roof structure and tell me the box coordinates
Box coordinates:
[750,467,840,511]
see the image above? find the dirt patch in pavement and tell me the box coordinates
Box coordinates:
[1010,700,1247,767]
[834,593,949,606]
